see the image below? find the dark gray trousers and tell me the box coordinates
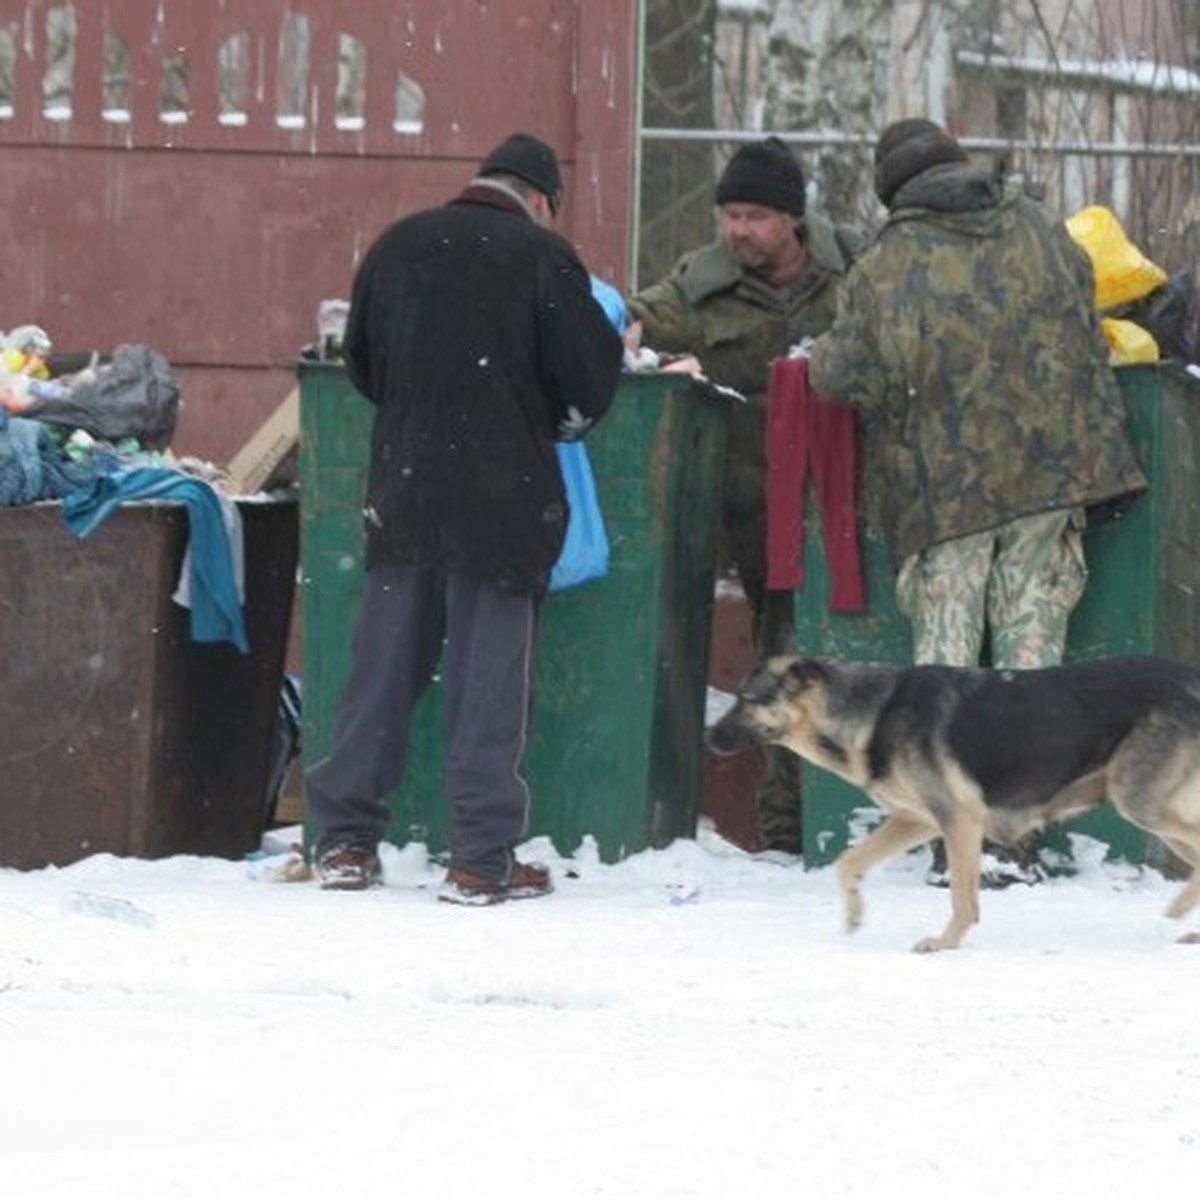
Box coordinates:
[305,564,537,881]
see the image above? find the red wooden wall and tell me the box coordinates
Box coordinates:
[0,0,636,465]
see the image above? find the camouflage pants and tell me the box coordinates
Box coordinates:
[756,739,803,852]
[895,508,1088,669]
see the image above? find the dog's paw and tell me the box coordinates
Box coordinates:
[911,934,960,954]
[1176,929,1200,945]
[842,890,864,933]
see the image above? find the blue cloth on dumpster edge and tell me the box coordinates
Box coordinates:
[61,465,249,653]
[0,409,111,505]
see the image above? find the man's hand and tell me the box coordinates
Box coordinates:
[622,319,703,375]
[622,319,657,370]
[557,405,593,440]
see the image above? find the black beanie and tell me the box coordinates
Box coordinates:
[874,118,968,207]
[715,136,806,215]
[480,132,563,213]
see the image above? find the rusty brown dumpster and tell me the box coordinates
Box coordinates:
[0,497,298,869]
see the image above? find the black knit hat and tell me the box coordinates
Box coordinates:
[874,118,968,207]
[480,132,563,214]
[715,136,806,215]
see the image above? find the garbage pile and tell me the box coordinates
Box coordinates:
[0,325,180,505]
[0,325,251,653]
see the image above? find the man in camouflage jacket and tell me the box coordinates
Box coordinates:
[628,137,863,854]
[809,118,1148,880]
[810,119,1146,663]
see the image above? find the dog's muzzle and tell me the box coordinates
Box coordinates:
[705,711,763,756]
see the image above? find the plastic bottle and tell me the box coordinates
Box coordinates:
[61,890,157,929]
[666,881,702,906]
[28,377,72,402]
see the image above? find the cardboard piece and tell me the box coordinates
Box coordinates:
[225,387,299,494]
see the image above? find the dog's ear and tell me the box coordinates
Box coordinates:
[784,657,826,695]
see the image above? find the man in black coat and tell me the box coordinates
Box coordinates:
[306,132,623,901]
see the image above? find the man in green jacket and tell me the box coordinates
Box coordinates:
[628,137,863,855]
[809,118,1147,882]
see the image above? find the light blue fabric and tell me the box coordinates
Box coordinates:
[0,409,109,505]
[549,441,609,592]
[62,465,249,652]
[589,276,628,332]
[546,278,626,593]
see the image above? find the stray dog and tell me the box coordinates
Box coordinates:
[707,653,1200,952]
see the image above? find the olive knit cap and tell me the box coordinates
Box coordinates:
[715,136,807,215]
[479,132,563,214]
[874,118,968,207]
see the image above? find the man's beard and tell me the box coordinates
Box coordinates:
[727,241,772,271]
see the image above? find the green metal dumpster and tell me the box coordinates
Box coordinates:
[794,362,1200,868]
[299,364,728,862]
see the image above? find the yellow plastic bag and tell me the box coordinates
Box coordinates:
[1066,206,1167,310]
[1101,317,1159,365]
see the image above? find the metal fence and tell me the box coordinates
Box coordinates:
[635,124,1200,288]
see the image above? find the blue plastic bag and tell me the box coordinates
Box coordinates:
[549,441,609,592]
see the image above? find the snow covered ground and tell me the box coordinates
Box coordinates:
[1,822,1196,1199]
